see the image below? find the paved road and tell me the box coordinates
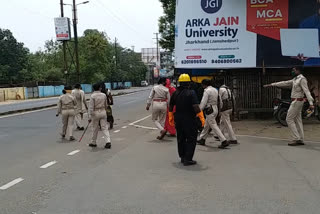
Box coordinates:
[1,89,320,214]
[0,87,149,114]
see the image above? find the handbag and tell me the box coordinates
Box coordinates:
[221,87,233,112]
[204,105,214,115]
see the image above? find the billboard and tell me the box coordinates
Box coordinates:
[175,0,320,68]
[54,17,71,41]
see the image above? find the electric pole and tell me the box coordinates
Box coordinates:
[73,0,80,83]
[154,33,160,67]
[60,0,68,84]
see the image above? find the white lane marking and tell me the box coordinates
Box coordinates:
[0,106,57,119]
[67,150,80,156]
[237,135,320,144]
[133,125,157,130]
[40,161,57,169]
[114,130,121,133]
[122,126,128,129]
[129,115,151,126]
[0,178,24,190]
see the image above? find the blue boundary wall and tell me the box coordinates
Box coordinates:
[105,83,112,89]
[80,84,92,93]
[23,82,132,99]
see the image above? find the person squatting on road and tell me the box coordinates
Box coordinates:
[197,79,230,149]
[216,78,238,144]
[88,83,111,149]
[56,86,77,141]
[164,79,176,136]
[72,84,88,131]
[264,66,314,146]
[146,77,170,140]
[169,74,205,166]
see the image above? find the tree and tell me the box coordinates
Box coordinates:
[79,29,113,83]
[158,0,176,52]
[0,29,29,83]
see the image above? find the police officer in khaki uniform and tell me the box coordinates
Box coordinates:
[88,83,111,149]
[56,86,77,141]
[217,79,238,144]
[72,84,88,131]
[264,66,314,146]
[146,77,170,140]
[197,79,229,149]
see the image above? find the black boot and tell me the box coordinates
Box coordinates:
[183,160,197,166]
[89,143,97,148]
[197,139,206,146]
[105,142,112,149]
[218,140,230,149]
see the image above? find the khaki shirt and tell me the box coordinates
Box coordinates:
[147,85,170,104]
[271,74,314,105]
[72,89,88,111]
[200,86,221,110]
[57,94,77,114]
[88,91,108,119]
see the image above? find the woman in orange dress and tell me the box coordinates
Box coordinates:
[164,79,176,136]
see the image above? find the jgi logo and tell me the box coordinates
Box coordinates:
[201,0,222,14]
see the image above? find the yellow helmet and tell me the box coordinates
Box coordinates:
[178,74,191,82]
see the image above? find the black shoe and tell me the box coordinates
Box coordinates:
[89,143,97,148]
[61,134,66,138]
[288,140,305,146]
[79,127,85,131]
[229,140,239,145]
[218,140,230,149]
[214,136,220,141]
[69,136,76,141]
[183,160,197,166]
[197,139,206,146]
[105,143,112,149]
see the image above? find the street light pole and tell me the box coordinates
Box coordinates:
[60,0,68,85]
[73,0,80,83]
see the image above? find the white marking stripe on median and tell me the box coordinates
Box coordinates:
[0,178,24,190]
[122,126,127,129]
[133,125,157,130]
[114,130,121,133]
[129,115,151,126]
[67,150,80,156]
[40,161,57,169]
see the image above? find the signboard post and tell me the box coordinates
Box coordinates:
[54,17,71,41]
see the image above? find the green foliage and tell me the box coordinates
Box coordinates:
[159,0,176,52]
[0,28,147,86]
[0,29,29,83]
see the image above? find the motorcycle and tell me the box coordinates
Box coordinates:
[273,98,320,126]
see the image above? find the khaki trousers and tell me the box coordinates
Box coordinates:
[152,101,167,131]
[286,100,304,141]
[62,109,75,137]
[200,105,226,142]
[92,110,111,144]
[74,109,83,128]
[220,109,237,141]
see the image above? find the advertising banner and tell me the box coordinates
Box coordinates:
[54,17,71,41]
[175,0,320,68]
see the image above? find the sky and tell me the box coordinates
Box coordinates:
[0,0,164,52]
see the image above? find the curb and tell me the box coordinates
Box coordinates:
[0,89,149,117]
